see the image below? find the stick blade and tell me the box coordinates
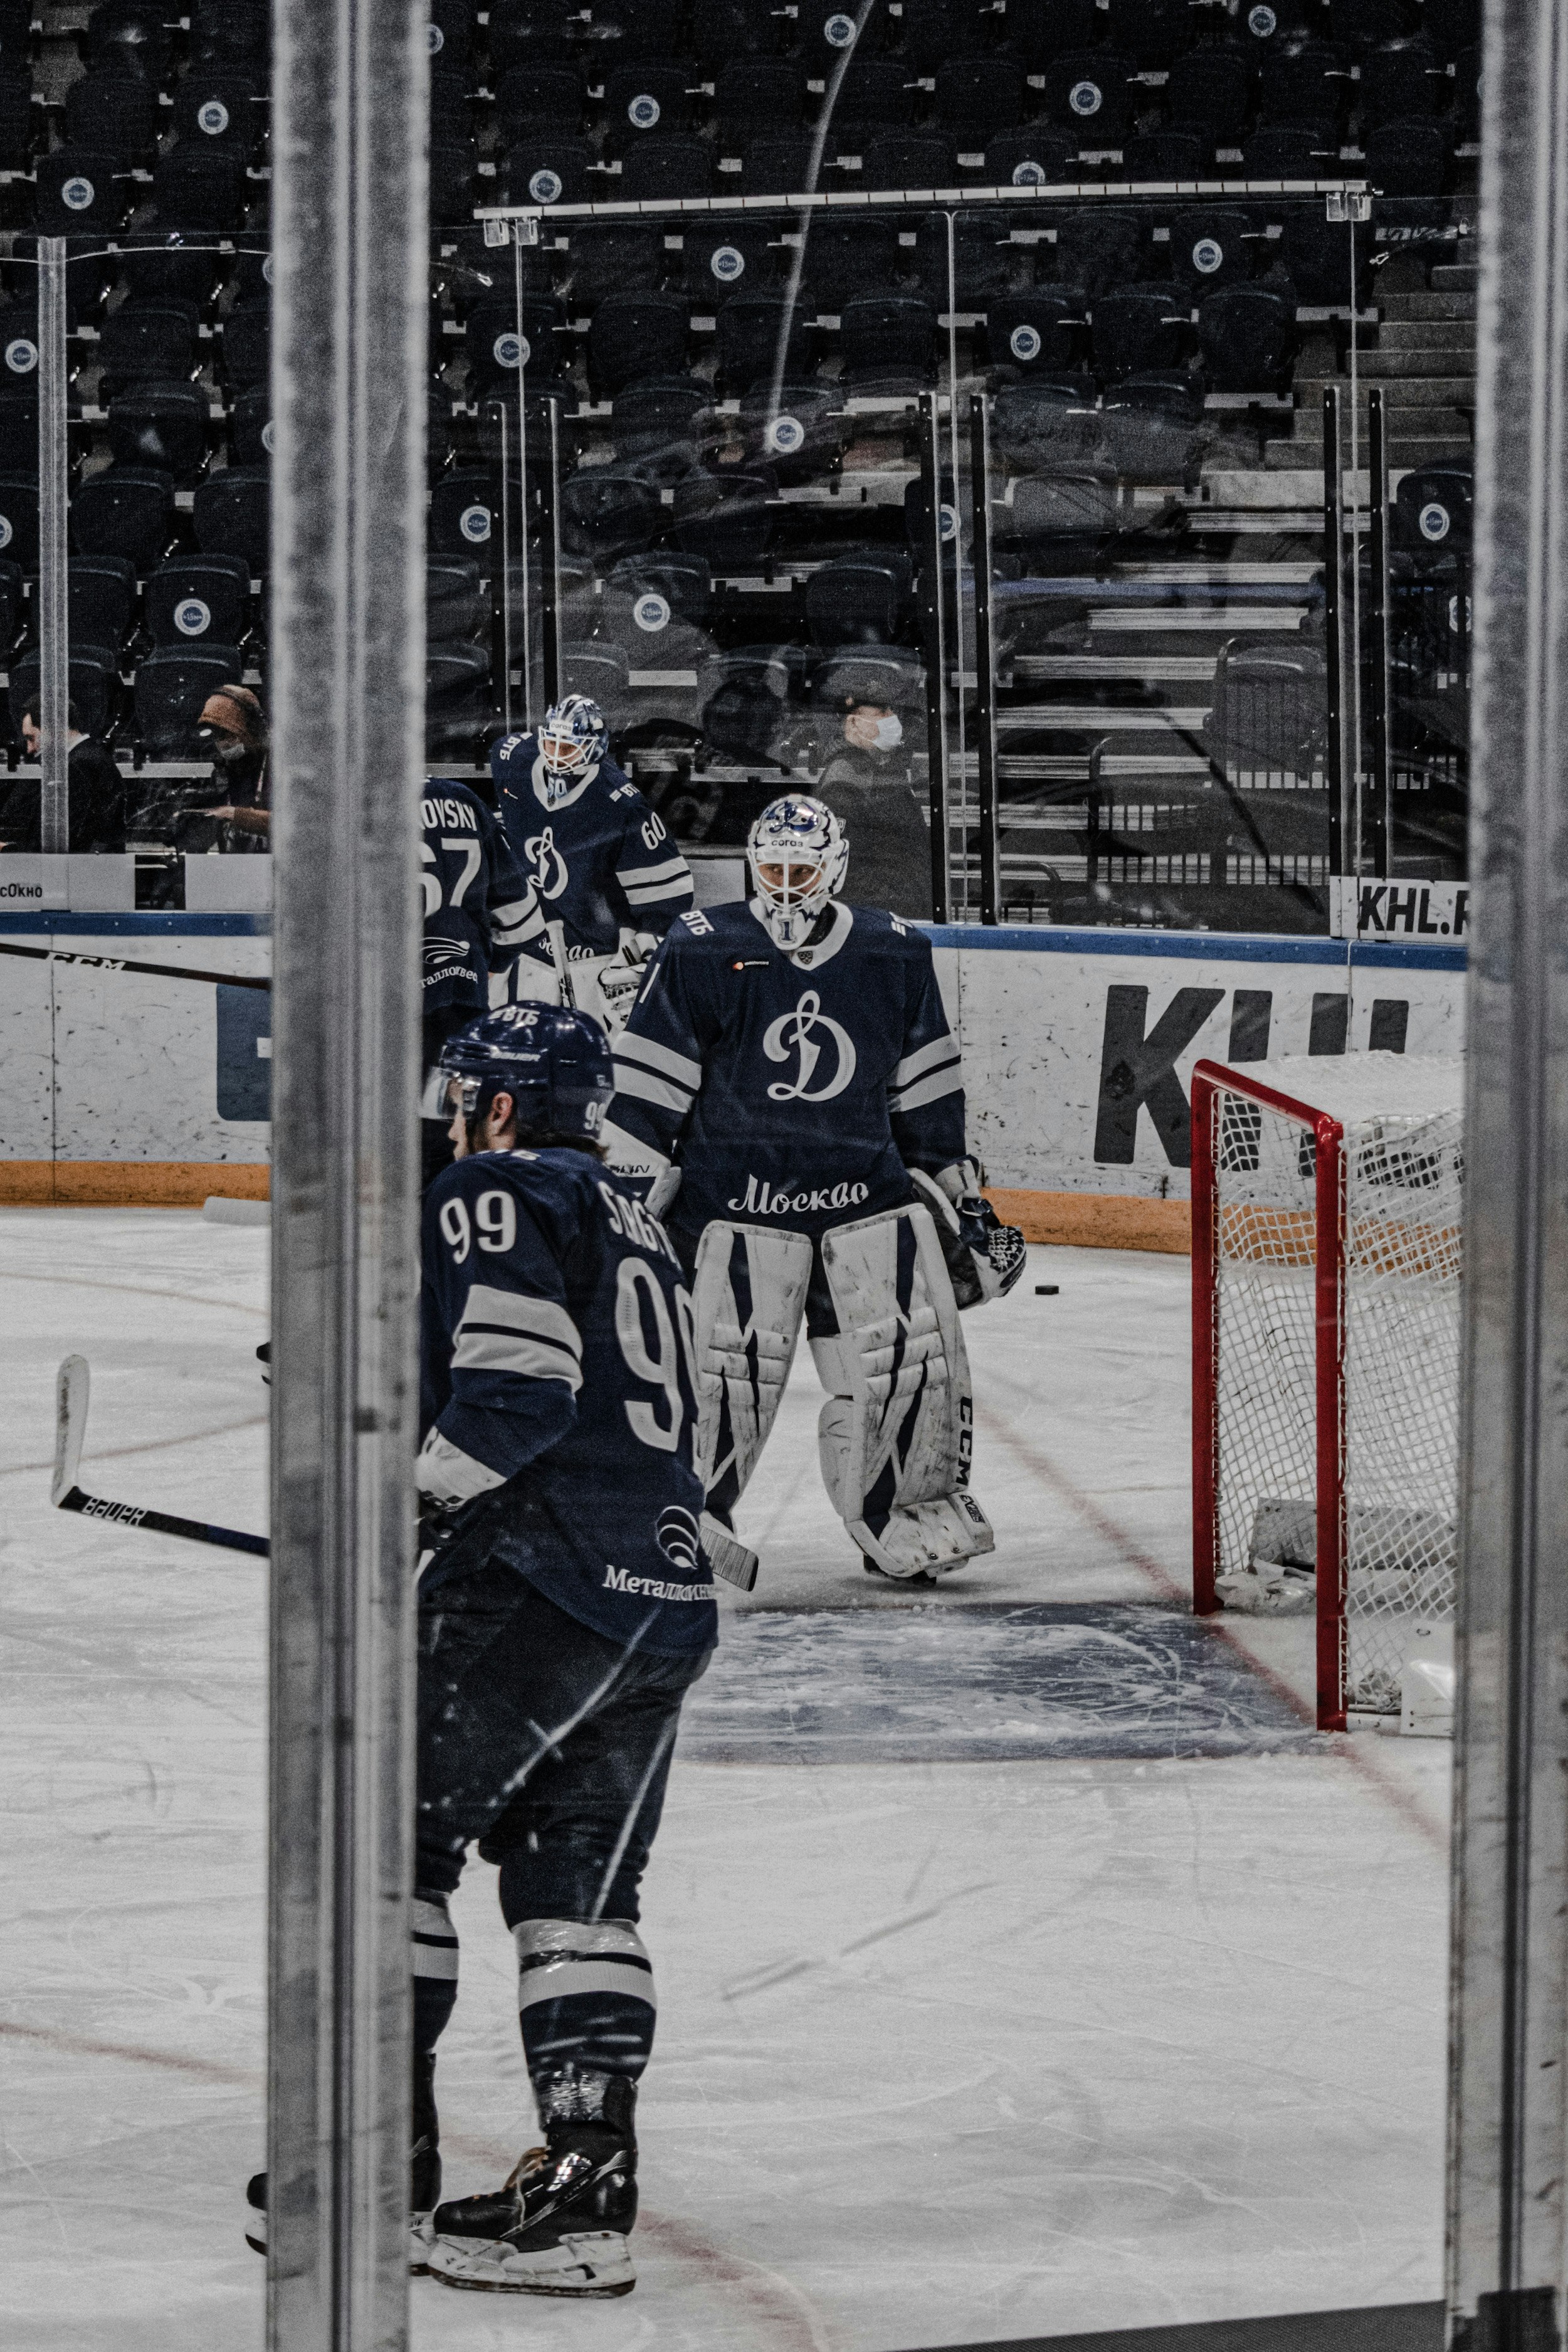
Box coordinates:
[53,1354,90,1507]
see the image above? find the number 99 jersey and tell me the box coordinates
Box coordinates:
[421,1144,715,1657]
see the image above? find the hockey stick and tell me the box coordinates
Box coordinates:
[51,1354,269,1558]
[0,941,270,991]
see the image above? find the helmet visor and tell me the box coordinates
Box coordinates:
[754,853,827,908]
[540,727,587,773]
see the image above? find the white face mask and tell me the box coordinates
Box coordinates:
[871,714,903,752]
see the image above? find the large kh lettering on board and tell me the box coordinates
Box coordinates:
[1092,985,1415,1166]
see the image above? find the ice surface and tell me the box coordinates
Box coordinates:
[0,1215,1453,2351]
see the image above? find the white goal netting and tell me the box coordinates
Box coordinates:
[1208,1053,1463,1713]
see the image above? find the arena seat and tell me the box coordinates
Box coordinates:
[426,556,489,643]
[429,140,476,221]
[9,649,119,742]
[0,71,31,171]
[1092,285,1193,381]
[146,552,252,648]
[1359,36,1443,124]
[1039,53,1137,145]
[1055,208,1151,300]
[860,131,958,189]
[834,59,918,132]
[192,467,270,568]
[619,136,713,201]
[794,219,897,311]
[692,0,787,55]
[992,377,1105,469]
[105,383,212,483]
[559,465,665,561]
[681,221,781,302]
[34,149,125,236]
[98,300,200,391]
[737,381,846,481]
[86,1,174,88]
[0,473,38,572]
[839,290,937,388]
[221,301,271,393]
[558,638,629,716]
[230,386,273,468]
[1242,125,1337,175]
[565,223,665,310]
[135,643,243,750]
[71,466,176,571]
[0,384,36,477]
[713,59,806,147]
[67,69,159,161]
[606,551,712,628]
[188,6,268,76]
[1257,38,1348,125]
[1104,0,1196,68]
[1197,284,1297,392]
[670,468,776,569]
[805,554,912,648]
[487,0,584,71]
[120,233,227,307]
[1169,207,1260,295]
[173,70,263,157]
[587,293,692,399]
[741,135,817,196]
[714,292,818,396]
[64,555,137,654]
[1123,129,1208,180]
[984,129,1076,190]
[1392,460,1471,552]
[1366,118,1452,196]
[500,135,593,208]
[1101,372,1206,482]
[602,65,696,149]
[611,376,709,473]
[465,295,567,399]
[1005,0,1101,71]
[935,57,1024,140]
[915,214,1011,305]
[1166,47,1256,133]
[152,150,247,232]
[495,61,585,131]
[986,292,1086,379]
[429,468,502,565]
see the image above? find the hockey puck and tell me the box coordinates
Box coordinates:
[1035,1284,1059,1295]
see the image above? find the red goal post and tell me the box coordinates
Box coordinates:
[1191,1053,1463,1734]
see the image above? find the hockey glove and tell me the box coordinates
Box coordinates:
[910,1166,1028,1310]
[597,947,650,1033]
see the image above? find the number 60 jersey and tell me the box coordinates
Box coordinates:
[420,1146,716,1658]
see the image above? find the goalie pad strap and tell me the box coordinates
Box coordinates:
[819,1203,994,1578]
[690,1221,813,1514]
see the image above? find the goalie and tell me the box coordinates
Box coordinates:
[603,793,1026,1585]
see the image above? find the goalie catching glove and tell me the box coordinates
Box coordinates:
[910,1164,1026,1310]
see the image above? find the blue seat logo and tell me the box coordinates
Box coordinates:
[493,331,529,369]
[1068,80,1103,117]
[197,98,230,135]
[428,20,444,49]
[5,337,36,374]
[1419,501,1451,542]
[175,597,213,637]
[1012,159,1046,187]
[1247,4,1277,33]
[769,413,805,453]
[711,245,745,282]
[460,503,492,543]
[634,593,671,632]
[1192,238,1223,275]
[261,419,276,453]
[824,12,856,43]
[1009,323,1041,361]
[529,168,563,204]
[62,176,95,211]
[628,93,661,127]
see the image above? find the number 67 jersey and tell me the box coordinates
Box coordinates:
[420,1146,716,1657]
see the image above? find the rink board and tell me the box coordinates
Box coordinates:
[0,914,1465,1230]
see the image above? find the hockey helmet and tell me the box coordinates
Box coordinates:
[437,1005,614,1145]
[747,793,848,951]
[537,693,606,792]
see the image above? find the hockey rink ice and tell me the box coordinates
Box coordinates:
[0,1209,1453,2352]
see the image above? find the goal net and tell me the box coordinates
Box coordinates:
[1191,1052,1463,1729]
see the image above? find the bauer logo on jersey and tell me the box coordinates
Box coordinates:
[655,1505,703,1573]
[762,989,856,1104]
[525,824,569,901]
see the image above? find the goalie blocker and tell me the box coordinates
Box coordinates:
[692,1200,1000,1581]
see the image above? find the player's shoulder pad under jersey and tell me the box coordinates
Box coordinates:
[429,1144,596,1228]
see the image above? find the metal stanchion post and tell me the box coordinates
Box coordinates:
[268,0,428,2342]
[1367,384,1392,880]
[969,391,999,928]
[36,236,68,855]
[1322,384,1347,883]
[1446,0,1568,2333]
[918,389,950,927]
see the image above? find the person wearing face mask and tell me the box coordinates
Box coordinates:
[811,695,932,922]
[185,684,271,852]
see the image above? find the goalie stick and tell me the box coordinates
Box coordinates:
[51,1354,268,1558]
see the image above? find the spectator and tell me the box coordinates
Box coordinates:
[811,696,932,921]
[0,700,127,853]
[184,685,271,852]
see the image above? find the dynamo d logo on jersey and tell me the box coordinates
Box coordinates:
[762,990,856,1104]
[655,1506,702,1573]
[525,824,569,900]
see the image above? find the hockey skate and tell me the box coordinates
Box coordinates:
[245,2054,442,2271]
[426,2072,637,2297]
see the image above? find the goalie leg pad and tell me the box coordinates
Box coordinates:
[819,1205,994,1579]
[690,1221,813,1516]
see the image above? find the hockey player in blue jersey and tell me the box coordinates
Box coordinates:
[420,776,545,1188]
[604,794,1026,1585]
[247,1006,728,2296]
[492,694,695,1033]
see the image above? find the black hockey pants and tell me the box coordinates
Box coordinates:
[413,1558,712,2102]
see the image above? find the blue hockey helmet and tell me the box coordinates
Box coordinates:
[436,1005,615,1144]
[537,693,606,785]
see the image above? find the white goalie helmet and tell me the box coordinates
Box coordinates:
[747,793,848,951]
[537,694,606,796]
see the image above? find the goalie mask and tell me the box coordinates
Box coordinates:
[747,793,848,951]
[537,694,606,803]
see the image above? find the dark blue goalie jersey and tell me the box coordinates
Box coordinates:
[604,899,968,1250]
[421,779,545,1014]
[492,732,695,965]
[421,1145,715,1657]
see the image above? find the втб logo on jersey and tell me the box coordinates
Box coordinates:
[762,990,856,1103]
[525,826,569,901]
